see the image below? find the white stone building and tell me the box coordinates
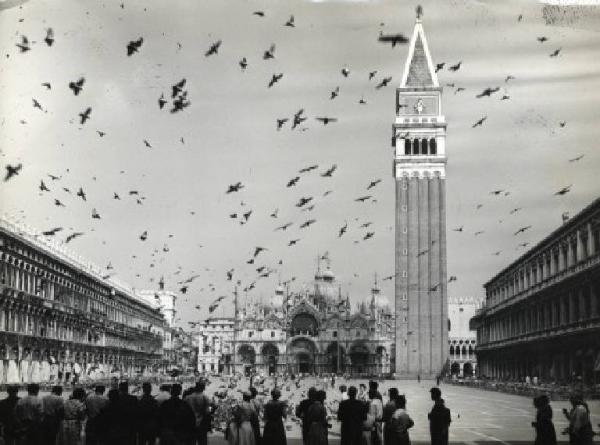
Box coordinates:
[448,296,482,376]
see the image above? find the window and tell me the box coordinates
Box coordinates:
[421,138,428,155]
[402,227,407,234]
[404,139,411,155]
[271,331,275,338]
[429,138,437,155]
[403,248,407,255]
[402,271,407,278]
[401,205,407,211]
[402,293,407,301]
[248,331,253,337]
[412,139,420,155]
[356,330,360,337]
[333,331,337,338]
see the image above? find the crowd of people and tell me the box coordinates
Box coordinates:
[224,380,451,445]
[0,375,597,445]
[0,380,212,445]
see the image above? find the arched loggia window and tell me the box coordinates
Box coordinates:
[429,138,437,155]
[412,139,420,155]
[421,138,428,155]
[404,139,411,155]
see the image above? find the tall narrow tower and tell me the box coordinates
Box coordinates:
[393,7,448,379]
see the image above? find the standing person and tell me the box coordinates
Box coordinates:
[263,388,287,445]
[41,385,65,445]
[85,385,108,445]
[338,386,367,445]
[156,384,172,406]
[249,387,262,445]
[357,384,367,402]
[339,385,348,401]
[114,381,139,444]
[531,395,557,445]
[138,382,159,445]
[226,392,257,445]
[390,395,414,445]
[382,388,399,445]
[331,374,335,389]
[58,387,87,445]
[14,383,43,445]
[562,394,593,445]
[0,385,20,445]
[158,383,196,445]
[296,387,316,445]
[306,390,328,445]
[365,384,383,445]
[184,381,211,445]
[428,388,451,445]
[97,388,120,445]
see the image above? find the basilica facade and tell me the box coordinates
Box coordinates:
[198,265,395,376]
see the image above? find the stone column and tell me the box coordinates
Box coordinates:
[587,223,596,256]
[578,288,586,321]
[567,239,575,268]
[576,230,585,262]
[590,282,598,318]
[558,245,566,271]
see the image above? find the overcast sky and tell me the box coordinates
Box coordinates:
[1,0,599,328]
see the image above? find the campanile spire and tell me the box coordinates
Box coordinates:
[392,10,448,379]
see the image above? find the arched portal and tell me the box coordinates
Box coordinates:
[288,338,316,374]
[238,344,256,376]
[463,362,473,377]
[349,343,370,375]
[326,342,346,374]
[261,343,279,376]
[450,362,460,376]
[291,313,318,336]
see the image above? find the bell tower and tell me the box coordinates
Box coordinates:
[393,7,448,378]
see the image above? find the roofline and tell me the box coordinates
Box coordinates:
[400,18,439,88]
[0,219,157,312]
[483,196,600,288]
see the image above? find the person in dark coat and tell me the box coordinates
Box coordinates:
[306,390,328,445]
[41,385,65,445]
[382,388,398,445]
[262,388,287,445]
[296,386,316,445]
[337,386,367,445]
[0,385,20,445]
[113,381,139,444]
[428,388,451,445]
[138,382,159,445]
[159,383,196,445]
[532,395,557,445]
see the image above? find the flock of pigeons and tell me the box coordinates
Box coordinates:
[1,3,584,325]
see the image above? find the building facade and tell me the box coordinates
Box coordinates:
[199,265,395,377]
[393,11,448,378]
[471,198,600,384]
[0,216,170,384]
[448,297,480,377]
[197,318,235,374]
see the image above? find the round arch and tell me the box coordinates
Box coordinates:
[463,362,473,377]
[349,343,370,375]
[450,362,461,376]
[326,342,346,373]
[288,338,317,374]
[291,313,318,336]
[261,343,279,376]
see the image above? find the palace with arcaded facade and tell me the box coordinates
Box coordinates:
[198,263,395,376]
[471,197,600,383]
[0,216,187,384]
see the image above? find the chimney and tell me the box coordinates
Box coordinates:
[562,212,570,224]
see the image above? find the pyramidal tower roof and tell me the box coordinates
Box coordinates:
[400,7,439,89]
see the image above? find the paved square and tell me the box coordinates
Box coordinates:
[206,377,599,445]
